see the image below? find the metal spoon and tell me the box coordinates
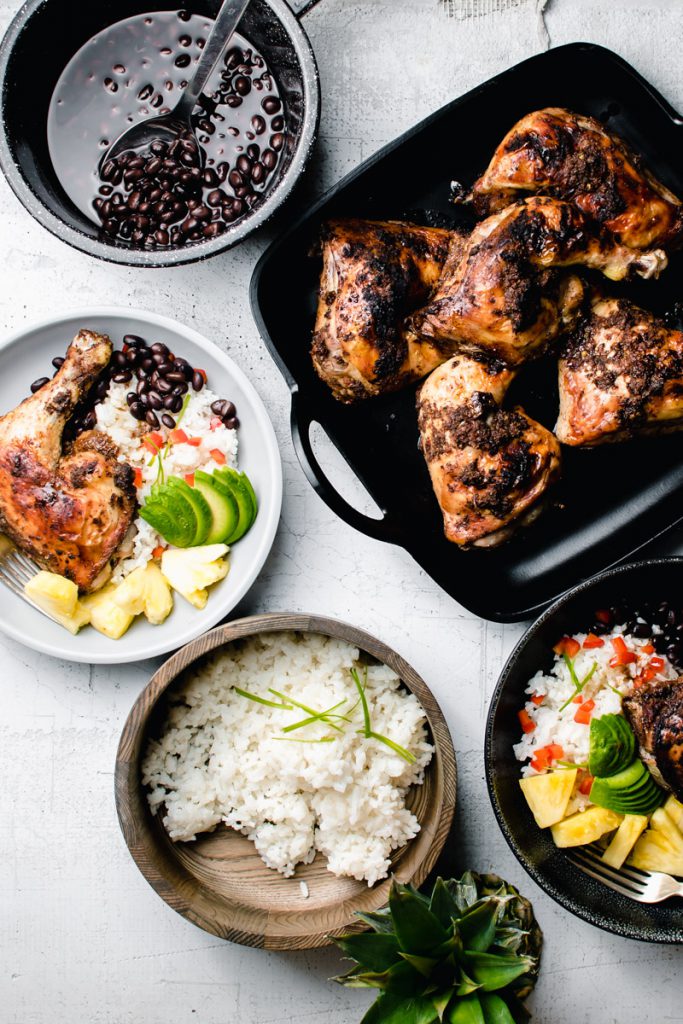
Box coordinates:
[99,0,251,170]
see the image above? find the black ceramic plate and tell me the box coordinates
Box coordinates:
[485,557,683,942]
[250,42,683,622]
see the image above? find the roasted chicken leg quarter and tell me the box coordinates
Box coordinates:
[417,353,561,546]
[0,330,136,592]
[624,677,683,801]
[471,108,683,252]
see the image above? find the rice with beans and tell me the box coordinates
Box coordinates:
[142,632,434,885]
[95,382,238,581]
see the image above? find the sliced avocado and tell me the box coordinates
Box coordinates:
[588,714,636,778]
[140,491,197,547]
[597,759,644,791]
[167,477,212,545]
[212,468,255,544]
[590,759,663,816]
[194,470,239,544]
[239,471,258,515]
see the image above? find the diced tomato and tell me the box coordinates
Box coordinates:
[583,633,605,649]
[169,428,188,445]
[595,608,613,625]
[650,656,665,670]
[518,709,535,734]
[530,743,565,772]
[554,636,580,658]
[531,693,545,706]
[210,448,226,465]
[133,467,143,489]
[210,416,223,431]
[195,368,207,382]
[573,694,583,704]
[579,774,594,796]
[184,473,195,487]
[547,743,565,760]
[574,698,595,725]
[142,431,164,454]
[642,644,655,654]
[186,436,202,447]
[609,635,637,667]
[152,545,166,559]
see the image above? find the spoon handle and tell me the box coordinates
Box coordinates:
[173,0,252,122]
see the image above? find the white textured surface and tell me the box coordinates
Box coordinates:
[2,1,683,1021]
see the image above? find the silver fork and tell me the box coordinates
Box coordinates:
[568,843,683,902]
[0,540,53,621]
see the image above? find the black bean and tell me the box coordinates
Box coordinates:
[193,204,211,221]
[161,414,176,429]
[271,115,285,131]
[157,361,174,375]
[138,83,153,101]
[234,75,251,96]
[136,378,148,396]
[251,162,265,185]
[262,95,281,114]
[225,46,243,69]
[226,94,243,108]
[632,622,651,638]
[157,379,173,394]
[262,148,277,170]
[247,144,261,161]
[30,377,49,393]
[222,401,236,419]
[151,140,168,156]
[224,416,239,429]
[163,394,178,410]
[217,161,230,181]
[166,371,187,383]
[251,115,266,135]
[112,370,133,384]
[211,399,225,415]
[175,53,191,69]
[173,381,189,396]
[146,409,160,427]
[96,379,110,398]
[152,352,167,366]
[52,356,65,370]
[126,392,137,407]
[104,77,118,93]
[112,350,127,367]
[192,370,205,390]
[147,392,163,410]
[270,132,284,152]
[228,169,243,189]
[179,33,191,46]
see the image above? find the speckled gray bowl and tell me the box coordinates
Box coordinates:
[486,558,683,943]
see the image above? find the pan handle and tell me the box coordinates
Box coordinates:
[290,391,400,543]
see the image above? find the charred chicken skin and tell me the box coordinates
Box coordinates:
[556,296,683,446]
[471,108,683,252]
[311,219,466,402]
[0,330,136,592]
[416,353,561,546]
[405,196,664,368]
[624,677,683,801]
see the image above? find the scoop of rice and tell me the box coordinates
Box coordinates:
[142,632,434,885]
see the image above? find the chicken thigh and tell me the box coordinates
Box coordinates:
[406,197,664,367]
[556,296,683,446]
[311,219,465,402]
[417,353,561,546]
[0,330,136,591]
[471,108,683,252]
[624,677,683,801]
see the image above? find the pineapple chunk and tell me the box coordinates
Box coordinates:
[663,795,683,833]
[602,815,649,869]
[112,563,173,625]
[520,769,577,828]
[161,545,229,609]
[81,585,134,640]
[551,806,622,848]
[25,571,90,635]
[629,831,683,876]
[649,808,683,854]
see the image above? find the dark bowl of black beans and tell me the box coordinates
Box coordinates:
[0,0,319,266]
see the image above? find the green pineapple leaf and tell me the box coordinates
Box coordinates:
[334,959,421,993]
[463,952,535,992]
[389,882,449,955]
[480,993,517,1024]
[447,994,485,1024]
[336,932,400,973]
[361,992,439,1024]
[356,908,395,934]
[399,952,440,978]
[455,969,482,997]
[429,877,460,929]
[431,989,454,1021]
[457,900,501,953]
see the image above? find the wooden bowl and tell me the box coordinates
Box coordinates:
[115,613,457,949]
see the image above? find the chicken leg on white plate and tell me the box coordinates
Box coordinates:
[470,108,683,253]
[417,352,561,547]
[0,330,136,592]
[556,295,683,446]
[405,197,665,369]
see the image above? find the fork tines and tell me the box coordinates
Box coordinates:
[568,844,650,898]
[0,546,40,599]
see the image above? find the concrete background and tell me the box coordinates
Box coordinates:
[1,0,682,1021]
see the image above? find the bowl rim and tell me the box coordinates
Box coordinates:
[0,306,283,664]
[485,555,683,943]
[0,0,320,267]
[115,612,458,948]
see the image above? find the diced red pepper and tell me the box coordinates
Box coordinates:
[573,694,583,704]
[531,693,545,706]
[583,633,605,649]
[574,699,595,725]
[547,743,565,760]
[184,473,195,487]
[650,656,665,670]
[595,608,612,625]
[554,636,580,658]
[518,709,535,734]
[196,368,207,382]
[186,436,202,447]
[530,743,565,772]
[210,448,226,465]
[142,431,164,454]
[210,416,223,431]
[169,428,188,445]
[133,467,143,489]
[609,635,637,667]
[152,545,166,559]
[642,644,655,654]
[579,774,594,796]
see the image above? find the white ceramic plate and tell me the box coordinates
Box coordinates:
[0,309,282,664]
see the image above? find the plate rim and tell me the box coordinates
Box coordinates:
[0,306,283,665]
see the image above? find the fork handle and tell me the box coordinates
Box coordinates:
[173,0,251,122]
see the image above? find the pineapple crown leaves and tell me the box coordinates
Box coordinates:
[332,874,542,1024]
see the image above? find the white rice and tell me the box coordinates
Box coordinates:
[95,382,239,581]
[514,627,677,812]
[141,632,434,886]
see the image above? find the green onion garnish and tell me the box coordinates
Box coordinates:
[234,687,293,710]
[559,658,598,711]
[350,666,415,764]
